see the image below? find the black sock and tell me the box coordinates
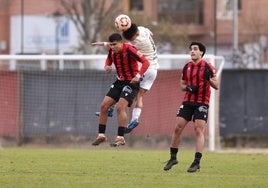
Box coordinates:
[118,126,125,137]
[99,124,106,134]
[170,147,178,160]
[194,152,202,164]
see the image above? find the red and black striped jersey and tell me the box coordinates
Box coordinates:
[105,43,149,81]
[182,59,216,105]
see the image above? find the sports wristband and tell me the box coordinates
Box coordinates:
[103,42,107,47]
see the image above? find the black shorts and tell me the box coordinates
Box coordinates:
[176,102,209,122]
[106,79,139,107]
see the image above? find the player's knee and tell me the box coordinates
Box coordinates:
[174,124,184,134]
[194,125,205,135]
[100,102,111,112]
[116,103,126,114]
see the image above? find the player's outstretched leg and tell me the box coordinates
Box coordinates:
[95,107,114,117]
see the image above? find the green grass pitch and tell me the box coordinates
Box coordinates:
[0,147,267,188]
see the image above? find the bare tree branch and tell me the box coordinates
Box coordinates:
[59,0,121,54]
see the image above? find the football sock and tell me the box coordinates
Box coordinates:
[118,126,126,137]
[131,108,142,121]
[98,124,106,134]
[170,147,178,159]
[194,152,202,164]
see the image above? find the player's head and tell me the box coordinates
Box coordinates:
[189,42,206,57]
[108,33,123,52]
[122,23,138,41]
[108,33,123,42]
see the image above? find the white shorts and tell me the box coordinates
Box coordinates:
[140,68,157,90]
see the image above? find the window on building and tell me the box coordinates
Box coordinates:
[157,0,204,25]
[217,0,242,19]
[130,0,143,12]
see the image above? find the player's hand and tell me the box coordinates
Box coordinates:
[104,66,112,73]
[204,68,213,81]
[130,76,140,84]
[186,85,198,93]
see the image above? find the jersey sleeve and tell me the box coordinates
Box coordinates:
[105,50,113,66]
[182,64,188,80]
[127,45,149,76]
[207,63,217,77]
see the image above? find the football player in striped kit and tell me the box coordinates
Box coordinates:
[164,42,219,173]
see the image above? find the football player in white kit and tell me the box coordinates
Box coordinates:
[92,23,159,134]
[122,23,159,133]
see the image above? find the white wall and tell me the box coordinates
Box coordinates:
[11,15,80,54]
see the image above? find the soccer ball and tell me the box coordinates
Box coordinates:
[114,14,131,32]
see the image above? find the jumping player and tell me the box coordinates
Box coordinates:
[92,22,159,134]
[92,33,149,147]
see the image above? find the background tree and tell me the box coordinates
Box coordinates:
[59,0,120,54]
[232,6,268,68]
[128,14,190,54]
[58,0,190,55]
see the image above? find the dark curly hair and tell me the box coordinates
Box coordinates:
[122,23,138,40]
[189,42,206,57]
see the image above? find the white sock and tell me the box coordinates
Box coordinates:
[132,108,142,121]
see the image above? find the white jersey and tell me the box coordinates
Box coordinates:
[131,26,159,69]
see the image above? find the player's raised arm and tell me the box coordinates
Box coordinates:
[91,42,110,50]
[91,42,108,46]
